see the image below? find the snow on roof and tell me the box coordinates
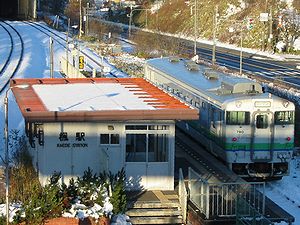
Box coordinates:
[32,83,155,111]
[11,78,198,122]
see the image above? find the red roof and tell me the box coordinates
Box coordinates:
[11,78,198,122]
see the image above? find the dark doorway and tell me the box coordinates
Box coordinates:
[0,0,18,19]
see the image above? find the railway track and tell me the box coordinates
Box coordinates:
[23,21,128,78]
[22,21,96,71]
[0,20,24,93]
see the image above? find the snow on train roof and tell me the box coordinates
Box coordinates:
[146,57,270,105]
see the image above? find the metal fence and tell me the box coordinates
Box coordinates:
[188,167,266,220]
[178,168,188,223]
[236,195,273,225]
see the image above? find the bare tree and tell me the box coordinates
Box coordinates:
[279,9,300,52]
[64,0,94,24]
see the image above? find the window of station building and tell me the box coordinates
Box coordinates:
[100,134,119,145]
[125,125,147,130]
[148,125,169,130]
[256,114,268,129]
[226,111,250,125]
[148,134,168,162]
[126,134,146,162]
[126,125,170,130]
[274,111,294,125]
[111,134,120,144]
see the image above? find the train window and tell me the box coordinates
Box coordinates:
[256,114,268,129]
[274,111,294,125]
[226,111,250,125]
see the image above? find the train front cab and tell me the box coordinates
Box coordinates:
[227,99,295,179]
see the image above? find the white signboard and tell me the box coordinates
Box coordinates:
[260,13,269,22]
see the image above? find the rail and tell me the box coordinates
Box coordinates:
[178,168,187,223]
[0,21,24,93]
[188,167,266,219]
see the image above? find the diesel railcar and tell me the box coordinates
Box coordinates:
[145,57,295,178]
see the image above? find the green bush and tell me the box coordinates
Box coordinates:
[14,172,63,225]
[99,168,127,214]
[109,168,127,214]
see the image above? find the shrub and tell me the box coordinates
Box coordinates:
[14,172,63,225]
[109,168,127,214]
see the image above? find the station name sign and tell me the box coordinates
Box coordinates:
[57,143,88,148]
[56,132,88,148]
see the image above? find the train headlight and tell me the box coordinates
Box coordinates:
[282,101,289,108]
[232,137,238,142]
[286,137,291,142]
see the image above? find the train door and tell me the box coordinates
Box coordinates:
[251,112,274,161]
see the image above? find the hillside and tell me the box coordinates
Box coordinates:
[131,0,300,53]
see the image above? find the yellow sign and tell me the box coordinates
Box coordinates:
[79,56,84,69]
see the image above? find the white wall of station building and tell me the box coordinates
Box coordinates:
[28,120,175,190]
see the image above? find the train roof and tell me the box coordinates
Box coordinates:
[146,57,272,106]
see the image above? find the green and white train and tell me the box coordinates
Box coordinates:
[145,57,295,178]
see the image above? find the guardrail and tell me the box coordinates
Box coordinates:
[188,167,265,219]
[236,195,272,225]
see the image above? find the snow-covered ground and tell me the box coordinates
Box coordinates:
[0,20,300,224]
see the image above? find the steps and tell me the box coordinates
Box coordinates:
[126,191,183,225]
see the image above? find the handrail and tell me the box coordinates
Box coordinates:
[178,168,188,223]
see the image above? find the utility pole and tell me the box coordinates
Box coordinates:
[128,5,133,37]
[261,0,268,51]
[79,0,83,38]
[193,0,197,56]
[239,29,243,75]
[66,18,70,76]
[212,5,218,65]
[4,94,9,225]
[50,37,54,78]
[268,6,273,50]
[33,0,37,20]
[86,3,89,36]
[145,10,148,28]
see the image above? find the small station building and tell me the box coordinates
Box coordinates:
[11,78,198,190]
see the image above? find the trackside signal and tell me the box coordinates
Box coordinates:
[79,56,84,70]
